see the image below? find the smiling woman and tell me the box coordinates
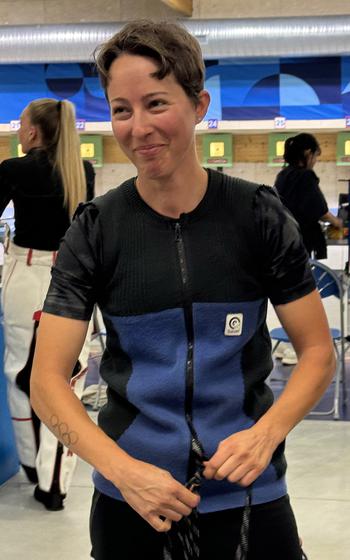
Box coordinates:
[106,54,209,199]
[30,19,333,560]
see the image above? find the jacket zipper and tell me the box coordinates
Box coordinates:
[174,222,206,479]
[174,224,252,560]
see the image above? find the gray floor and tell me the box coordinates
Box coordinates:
[0,420,349,559]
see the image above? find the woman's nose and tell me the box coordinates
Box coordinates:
[131,111,153,138]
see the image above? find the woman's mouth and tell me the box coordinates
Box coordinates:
[135,144,165,157]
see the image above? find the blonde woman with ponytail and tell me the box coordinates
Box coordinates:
[0,98,95,511]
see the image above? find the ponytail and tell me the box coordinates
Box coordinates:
[27,98,87,219]
[55,100,87,218]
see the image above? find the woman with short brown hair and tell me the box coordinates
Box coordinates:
[31,21,333,559]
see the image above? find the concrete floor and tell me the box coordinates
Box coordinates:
[0,420,349,559]
[287,420,350,560]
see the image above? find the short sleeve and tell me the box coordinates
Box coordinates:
[254,186,316,306]
[43,202,101,320]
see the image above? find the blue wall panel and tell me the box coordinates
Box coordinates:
[1,57,350,123]
[0,63,109,122]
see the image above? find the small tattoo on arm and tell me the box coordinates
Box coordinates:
[50,414,79,447]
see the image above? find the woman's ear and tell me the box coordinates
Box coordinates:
[195,90,211,124]
[304,149,317,169]
[29,125,37,140]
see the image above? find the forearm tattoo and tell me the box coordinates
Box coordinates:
[50,414,79,447]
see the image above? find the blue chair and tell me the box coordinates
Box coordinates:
[0,316,20,485]
[270,259,347,419]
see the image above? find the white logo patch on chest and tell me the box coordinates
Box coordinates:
[224,313,243,336]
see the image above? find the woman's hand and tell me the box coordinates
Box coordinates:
[321,212,343,229]
[116,457,200,532]
[331,216,343,229]
[202,426,278,487]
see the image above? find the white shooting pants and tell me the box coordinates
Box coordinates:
[2,241,91,494]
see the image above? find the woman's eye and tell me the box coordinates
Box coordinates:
[111,107,132,120]
[149,99,166,109]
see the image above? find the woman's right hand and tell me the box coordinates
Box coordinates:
[115,457,200,532]
[332,216,343,229]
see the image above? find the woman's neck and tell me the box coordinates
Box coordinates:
[136,165,208,219]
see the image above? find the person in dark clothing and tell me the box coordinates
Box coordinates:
[31,21,334,560]
[0,97,95,510]
[275,132,342,259]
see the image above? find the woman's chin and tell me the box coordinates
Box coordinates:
[138,164,169,182]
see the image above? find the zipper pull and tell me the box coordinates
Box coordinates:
[175,222,181,242]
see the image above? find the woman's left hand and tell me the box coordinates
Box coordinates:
[202,426,278,487]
